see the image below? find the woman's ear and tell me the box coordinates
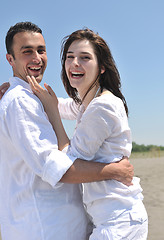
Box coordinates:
[101,66,105,74]
[6,54,14,66]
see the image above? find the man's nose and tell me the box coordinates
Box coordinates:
[32,51,41,63]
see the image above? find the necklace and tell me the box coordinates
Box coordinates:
[78,86,101,125]
[94,86,101,99]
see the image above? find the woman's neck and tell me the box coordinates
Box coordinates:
[80,85,101,109]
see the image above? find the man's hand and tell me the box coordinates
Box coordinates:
[60,157,134,186]
[0,82,10,99]
[111,159,134,186]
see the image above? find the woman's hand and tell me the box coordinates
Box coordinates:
[26,76,58,114]
[27,75,70,150]
[0,82,10,99]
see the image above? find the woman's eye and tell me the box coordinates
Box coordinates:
[81,56,90,60]
[67,55,74,59]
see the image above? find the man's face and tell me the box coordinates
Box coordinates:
[6,31,47,83]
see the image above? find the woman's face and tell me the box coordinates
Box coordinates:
[65,39,101,97]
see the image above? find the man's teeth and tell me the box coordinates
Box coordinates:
[29,67,41,70]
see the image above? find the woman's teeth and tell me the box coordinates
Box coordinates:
[71,72,84,77]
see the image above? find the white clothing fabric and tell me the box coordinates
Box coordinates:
[90,202,148,240]
[58,95,148,238]
[58,97,79,120]
[0,77,89,240]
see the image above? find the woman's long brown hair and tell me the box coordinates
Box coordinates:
[61,28,129,116]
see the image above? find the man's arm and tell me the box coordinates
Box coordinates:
[61,158,134,186]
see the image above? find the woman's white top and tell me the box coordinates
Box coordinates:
[59,94,143,226]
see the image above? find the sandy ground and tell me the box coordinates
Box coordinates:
[130,157,164,240]
[1,157,163,240]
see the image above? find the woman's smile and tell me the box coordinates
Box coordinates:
[65,39,99,95]
[70,71,85,79]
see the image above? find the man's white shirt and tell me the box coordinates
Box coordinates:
[0,77,88,240]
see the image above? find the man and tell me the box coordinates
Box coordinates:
[0,22,133,240]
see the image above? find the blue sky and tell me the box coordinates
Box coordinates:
[0,0,163,146]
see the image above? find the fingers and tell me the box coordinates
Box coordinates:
[26,76,57,108]
[0,82,10,90]
[26,76,42,94]
[0,87,7,95]
[0,91,4,99]
[44,83,56,96]
[0,82,10,99]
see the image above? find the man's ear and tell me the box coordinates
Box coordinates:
[101,66,105,74]
[6,54,14,66]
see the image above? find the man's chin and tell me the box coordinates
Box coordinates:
[33,75,43,83]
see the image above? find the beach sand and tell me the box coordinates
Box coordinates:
[130,157,164,240]
[0,157,163,240]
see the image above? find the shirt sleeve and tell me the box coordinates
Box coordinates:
[58,97,79,120]
[5,92,76,187]
[68,100,119,160]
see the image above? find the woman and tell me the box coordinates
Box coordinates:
[27,28,148,239]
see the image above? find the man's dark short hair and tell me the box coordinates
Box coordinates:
[5,21,42,56]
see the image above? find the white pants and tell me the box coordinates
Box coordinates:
[89,205,148,240]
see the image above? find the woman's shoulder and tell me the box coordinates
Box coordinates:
[90,90,123,109]
[85,91,127,121]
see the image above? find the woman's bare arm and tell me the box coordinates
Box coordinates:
[27,76,69,150]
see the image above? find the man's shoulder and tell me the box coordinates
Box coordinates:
[0,83,40,111]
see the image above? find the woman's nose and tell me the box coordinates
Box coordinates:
[72,57,80,67]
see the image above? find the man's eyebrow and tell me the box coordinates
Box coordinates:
[20,45,46,50]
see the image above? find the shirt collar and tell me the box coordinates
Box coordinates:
[9,77,32,92]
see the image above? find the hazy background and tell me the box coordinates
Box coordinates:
[0,0,163,146]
